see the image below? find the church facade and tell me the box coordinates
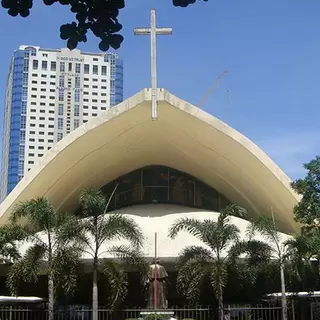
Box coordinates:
[0,88,299,259]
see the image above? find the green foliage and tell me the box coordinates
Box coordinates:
[7,244,46,295]
[288,156,320,291]
[285,229,320,261]
[0,224,28,262]
[169,205,241,257]
[7,197,83,297]
[220,204,248,219]
[291,156,320,227]
[247,212,294,320]
[247,216,282,260]
[51,246,81,297]
[229,239,271,268]
[78,188,147,307]
[79,189,144,250]
[284,230,320,291]
[102,260,128,308]
[176,257,211,304]
[143,313,164,320]
[1,0,209,50]
[169,204,265,305]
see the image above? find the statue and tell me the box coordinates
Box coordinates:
[145,259,169,309]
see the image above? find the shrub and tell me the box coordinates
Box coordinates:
[143,313,164,320]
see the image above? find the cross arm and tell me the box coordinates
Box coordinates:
[155,28,173,35]
[134,28,151,35]
[134,28,173,36]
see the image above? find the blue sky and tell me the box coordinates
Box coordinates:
[0,0,319,179]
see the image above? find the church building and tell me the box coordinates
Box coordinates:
[0,88,299,305]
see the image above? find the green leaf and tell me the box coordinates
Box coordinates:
[10,197,55,230]
[246,216,281,256]
[229,240,272,267]
[176,259,210,304]
[210,260,228,300]
[7,196,84,303]
[106,245,149,281]
[220,204,248,220]
[291,156,320,226]
[177,245,212,267]
[52,246,81,296]
[0,224,29,262]
[7,243,46,295]
[170,209,244,304]
[79,189,106,217]
[55,211,87,246]
[100,214,144,248]
[101,260,128,308]
[168,217,204,240]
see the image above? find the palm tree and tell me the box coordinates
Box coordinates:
[168,204,269,320]
[7,197,83,320]
[247,215,288,320]
[78,188,147,320]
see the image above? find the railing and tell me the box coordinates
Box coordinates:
[311,302,320,320]
[0,305,303,320]
[223,305,282,320]
[0,307,212,320]
[117,307,212,320]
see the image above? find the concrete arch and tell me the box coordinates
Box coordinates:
[0,89,300,233]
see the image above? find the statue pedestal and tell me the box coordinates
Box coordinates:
[140,311,175,320]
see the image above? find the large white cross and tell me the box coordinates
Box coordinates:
[134,9,173,120]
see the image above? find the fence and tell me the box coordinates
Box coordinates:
[223,305,282,320]
[0,307,212,320]
[0,305,305,320]
[311,302,320,320]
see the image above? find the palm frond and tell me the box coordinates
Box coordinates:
[176,259,210,305]
[0,224,30,262]
[170,215,241,305]
[54,211,87,247]
[220,204,248,220]
[228,240,272,267]
[215,223,240,251]
[210,260,228,300]
[168,217,204,240]
[0,224,29,241]
[199,219,240,255]
[247,216,280,246]
[100,214,144,248]
[7,243,46,295]
[101,260,128,309]
[7,260,24,296]
[106,245,149,281]
[177,245,212,267]
[79,189,105,217]
[51,246,81,296]
[75,219,95,256]
[10,197,56,230]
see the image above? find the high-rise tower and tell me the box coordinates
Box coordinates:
[0,45,123,200]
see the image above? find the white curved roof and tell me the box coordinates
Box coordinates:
[0,89,299,233]
[18,204,291,259]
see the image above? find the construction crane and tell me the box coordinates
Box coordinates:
[198,70,228,108]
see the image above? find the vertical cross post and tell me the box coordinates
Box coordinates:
[134,9,173,120]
